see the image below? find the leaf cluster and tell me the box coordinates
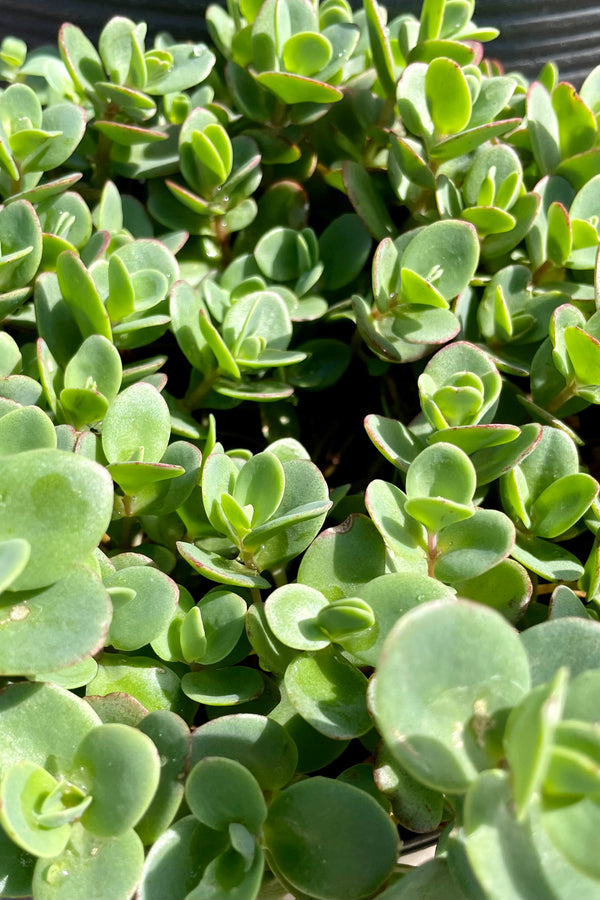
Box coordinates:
[3,0,600,897]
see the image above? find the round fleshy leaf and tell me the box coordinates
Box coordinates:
[0,200,43,292]
[318,214,371,291]
[63,335,122,404]
[107,461,184,496]
[245,599,296,678]
[406,441,476,505]
[84,693,148,728]
[284,645,371,739]
[86,655,183,715]
[32,822,145,900]
[185,757,266,834]
[129,440,201,516]
[282,32,332,77]
[0,405,56,456]
[542,795,600,880]
[194,587,247,666]
[264,777,399,900]
[433,508,515,583]
[315,598,375,643]
[73,724,160,837]
[365,479,427,565]
[401,220,479,302]
[371,600,530,792]
[0,448,113,591]
[106,566,179,652]
[191,714,297,790]
[404,443,476,532]
[254,227,314,282]
[297,514,387,600]
[181,666,264,706]
[529,473,598,539]
[0,682,100,780]
[0,567,111,676]
[59,387,109,430]
[102,382,171,465]
[0,762,71,858]
[270,682,349,774]
[34,657,99,690]
[452,559,532,624]
[265,583,330,650]
[544,720,600,797]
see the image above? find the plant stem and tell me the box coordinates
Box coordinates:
[546,380,576,414]
[183,369,221,411]
[426,531,438,577]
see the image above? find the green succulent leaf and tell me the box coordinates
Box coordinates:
[265,583,330,651]
[433,508,515,583]
[102,382,171,465]
[106,566,179,652]
[404,442,476,532]
[33,823,145,900]
[504,667,568,818]
[0,762,72,858]
[185,756,266,834]
[426,57,472,135]
[284,645,371,739]
[463,769,600,900]
[181,666,265,706]
[191,714,297,790]
[73,724,160,837]
[0,448,113,591]
[264,777,399,900]
[371,600,530,792]
[0,567,111,676]
[86,654,182,714]
[0,682,100,780]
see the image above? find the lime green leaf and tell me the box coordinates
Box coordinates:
[0,762,71,858]
[282,32,332,77]
[426,57,472,135]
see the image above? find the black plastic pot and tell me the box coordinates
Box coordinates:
[3,0,599,86]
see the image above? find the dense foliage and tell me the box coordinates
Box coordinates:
[2,0,600,896]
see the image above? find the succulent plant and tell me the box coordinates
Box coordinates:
[2,0,600,897]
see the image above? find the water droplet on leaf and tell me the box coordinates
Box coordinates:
[9,604,29,621]
[45,864,66,885]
